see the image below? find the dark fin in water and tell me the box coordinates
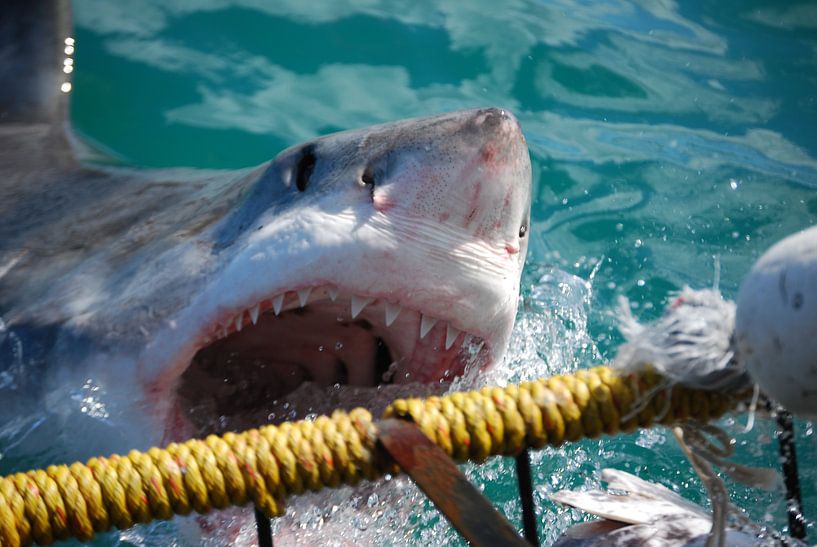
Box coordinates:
[0,1,73,125]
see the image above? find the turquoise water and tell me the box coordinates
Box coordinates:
[12,0,817,544]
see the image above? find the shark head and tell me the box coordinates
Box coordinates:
[0,6,531,450]
[1,107,530,448]
[140,108,532,437]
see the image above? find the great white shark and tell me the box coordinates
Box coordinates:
[0,1,531,464]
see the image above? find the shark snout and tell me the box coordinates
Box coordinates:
[425,108,531,251]
[369,108,530,238]
[471,107,528,173]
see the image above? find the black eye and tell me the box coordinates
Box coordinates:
[519,222,528,238]
[295,147,316,192]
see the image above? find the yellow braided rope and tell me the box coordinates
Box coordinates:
[0,366,738,546]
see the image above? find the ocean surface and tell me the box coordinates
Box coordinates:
[5,0,817,544]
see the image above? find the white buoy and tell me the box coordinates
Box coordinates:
[735,225,817,420]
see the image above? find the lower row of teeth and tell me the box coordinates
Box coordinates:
[211,288,463,350]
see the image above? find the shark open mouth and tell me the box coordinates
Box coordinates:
[174,285,488,436]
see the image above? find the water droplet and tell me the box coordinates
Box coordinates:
[335,341,343,350]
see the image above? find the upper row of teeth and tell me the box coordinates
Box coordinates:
[214,288,462,350]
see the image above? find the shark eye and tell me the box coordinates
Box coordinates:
[295,148,316,192]
[519,222,528,238]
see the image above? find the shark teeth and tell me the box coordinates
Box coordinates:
[297,287,312,307]
[384,302,402,327]
[210,286,471,356]
[419,315,438,339]
[445,324,461,350]
[272,294,285,315]
[351,295,374,319]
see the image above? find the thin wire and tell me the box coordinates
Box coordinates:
[516,450,539,546]
[255,506,273,547]
[777,411,806,540]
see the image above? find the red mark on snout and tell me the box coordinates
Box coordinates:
[373,193,394,213]
[505,244,519,255]
[463,184,482,227]
[481,143,497,164]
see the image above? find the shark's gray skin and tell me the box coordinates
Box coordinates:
[0,3,531,459]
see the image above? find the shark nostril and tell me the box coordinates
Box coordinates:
[361,168,376,201]
[477,107,509,128]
